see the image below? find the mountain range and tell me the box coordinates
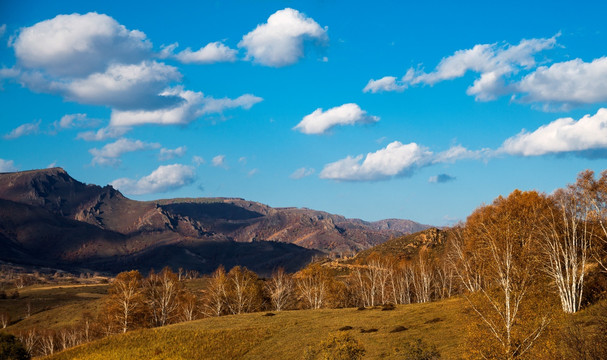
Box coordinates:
[0,168,430,275]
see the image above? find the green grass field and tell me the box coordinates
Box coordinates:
[45,298,466,360]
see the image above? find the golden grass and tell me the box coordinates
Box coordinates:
[0,284,108,331]
[45,297,466,360]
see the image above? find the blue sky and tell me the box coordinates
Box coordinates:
[1,0,607,226]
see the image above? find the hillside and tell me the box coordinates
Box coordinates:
[0,168,430,275]
[353,227,448,262]
[45,298,466,360]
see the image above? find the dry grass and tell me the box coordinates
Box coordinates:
[45,297,466,360]
[0,284,108,331]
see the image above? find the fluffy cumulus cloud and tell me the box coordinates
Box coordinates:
[429,174,456,183]
[290,167,315,179]
[4,120,40,139]
[367,35,558,102]
[9,12,260,129]
[163,42,238,64]
[294,103,379,135]
[500,108,607,156]
[320,141,433,181]
[516,57,607,108]
[61,61,182,110]
[12,12,151,78]
[159,146,187,160]
[110,164,196,195]
[239,8,328,67]
[89,138,160,166]
[0,159,17,172]
[320,142,480,181]
[110,87,262,126]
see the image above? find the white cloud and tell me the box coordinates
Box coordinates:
[290,167,315,179]
[77,126,131,141]
[200,94,263,115]
[363,76,407,93]
[192,155,205,166]
[172,41,237,64]
[4,120,40,139]
[110,87,262,126]
[0,159,17,172]
[374,35,557,101]
[12,12,151,77]
[247,168,259,177]
[500,108,607,156]
[159,146,187,160]
[60,61,182,110]
[0,24,6,38]
[516,57,607,107]
[429,174,456,183]
[433,145,484,163]
[238,157,247,164]
[319,141,433,181]
[89,138,160,166]
[319,142,479,181]
[239,8,328,67]
[212,155,226,168]
[47,161,58,168]
[110,164,196,195]
[294,103,379,135]
[411,36,556,87]
[52,113,101,132]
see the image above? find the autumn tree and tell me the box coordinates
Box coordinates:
[105,270,145,333]
[144,267,183,327]
[447,225,484,293]
[541,183,592,313]
[226,266,263,315]
[389,260,413,305]
[412,249,434,303]
[178,291,200,322]
[202,266,228,317]
[265,267,294,311]
[296,263,333,309]
[572,170,607,272]
[463,190,554,360]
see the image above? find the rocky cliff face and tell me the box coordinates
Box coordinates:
[0,168,431,274]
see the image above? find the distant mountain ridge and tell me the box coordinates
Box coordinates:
[0,168,431,274]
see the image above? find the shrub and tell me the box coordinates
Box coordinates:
[304,332,365,360]
[0,332,30,360]
[398,338,441,360]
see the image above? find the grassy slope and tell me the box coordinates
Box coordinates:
[45,298,465,360]
[1,284,108,331]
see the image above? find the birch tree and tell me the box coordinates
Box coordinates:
[266,267,294,311]
[541,187,591,313]
[202,266,228,317]
[145,267,182,326]
[106,270,144,333]
[226,266,262,315]
[296,263,332,309]
[464,190,553,360]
